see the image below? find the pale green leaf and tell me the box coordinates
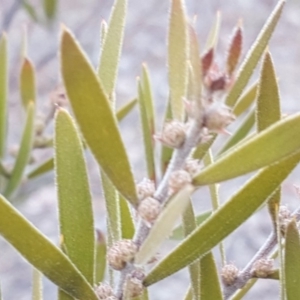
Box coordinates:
[205,11,221,50]
[43,0,57,20]
[95,230,106,284]
[226,0,285,107]
[98,0,127,97]
[168,0,188,120]
[54,109,95,284]
[144,152,300,286]
[20,58,36,108]
[193,113,300,186]
[4,103,35,198]
[0,195,98,299]
[285,220,300,300]
[61,28,137,205]
[32,268,43,300]
[117,98,137,122]
[22,1,39,22]
[200,253,222,300]
[120,194,135,239]
[0,33,7,158]
[135,185,194,265]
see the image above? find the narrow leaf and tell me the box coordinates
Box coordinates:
[20,58,36,108]
[117,98,137,121]
[61,28,137,205]
[95,230,106,284]
[98,0,127,97]
[0,195,98,299]
[226,0,285,107]
[193,113,300,186]
[200,253,223,300]
[4,102,35,198]
[168,0,188,120]
[32,268,43,300]
[285,220,300,300]
[205,11,221,50]
[120,194,135,239]
[55,109,95,284]
[135,185,193,265]
[43,0,57,20]
[144,152,300,286]
[0,33,7,158]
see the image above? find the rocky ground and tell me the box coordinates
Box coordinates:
[1,0,300,299]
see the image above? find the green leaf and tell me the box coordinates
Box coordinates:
[22,1,39,22]
[120,194,135,239]
[205,11,221,50]
[97,0,127,97]
[225,0,285,107]
[32,268,43,300]
[4,102,35,198]
[170,210,211,240]
[193,113,300,186]
[61,28,137,205]
[183,287,193,300]
[135,185,193,265]
[20,58,36,108]
[219,109,255,155]
[231,279,257,300]
[232,83,257,117]
[0,33,7,158]
[144,152,300,286]
[95,230,106,284]
[138,78,156,181]
[54,109,95,284]
[43,0,57,20]
[117,98,137,122]
[200,253,223,300]
[0,195,98,299]
[168,0,188,120]
[285,220,300,300]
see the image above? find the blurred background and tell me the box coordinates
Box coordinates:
[1,0,300,299]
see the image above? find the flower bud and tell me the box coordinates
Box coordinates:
[94,282,116,299]
[124,269,145,298]
[168,170,192,195]
[251,258,274,278]
[203,102,235,133]
[279,205,292,234]
[221,263,239,286]
[201,48,214,77]
[138,197,161,225]
[107,239,137,270]
[184,158,201,176]
[155,121,186,148]
[137,178,155,201]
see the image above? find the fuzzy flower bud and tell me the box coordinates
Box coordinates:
[203,102,235,133]
[94,282,116,299]
[221,263,239,286]
[107,239,137,270]
[155,121,186,148]
[168,170,192,195]
[279,205,292,234]
[184,158,201,177]
[251,258,274,278]
[124,269,145,298]
[138,197,161,225]
[137,178,155,201]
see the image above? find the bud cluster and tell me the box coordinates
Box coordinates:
[168,169,192,196]
[94,282,117,300]
[221,263,239,286]
[278,205,292,234]
[123,269,145,298]
[251,258,274,278]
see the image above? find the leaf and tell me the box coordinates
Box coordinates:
[138,77,156,181]
[0,33,7,158]
[43,0,57,20]
[225,0,285,107]
[192,135,217,160]
[168,0,188,120]
[120,194,135,239]
[95,230,106,283]
[0,194,98,299]
[4,102,35,198]
[26,101,136,180]
[32,268,43,300]
[183,287,193,300]
[233,82,257,117]
[219,109,255,155]
[61,28,137,205]
[205,11,221,50]
[55,109,95,284]
[97,0,127,97]
[170,210,211,240]
[20,58,36,108]
[135,185,193,265]
[22,1,39,22]
[231,279,257,300]
[285,220,300,300]
[144,152,300,286]
[200,253,223,300]
[193,113,300,186]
